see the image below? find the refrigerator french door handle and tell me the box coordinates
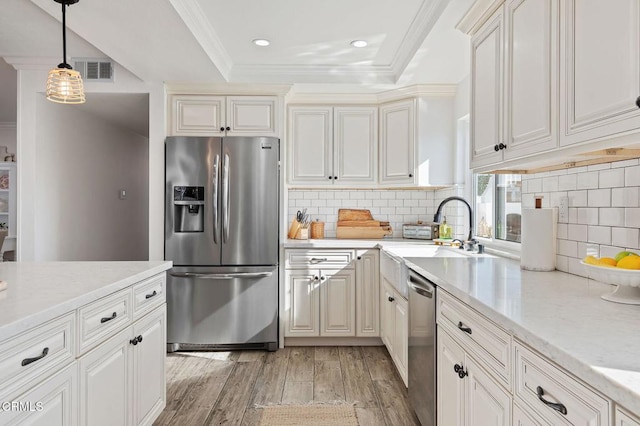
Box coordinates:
[169,272,273,279]
[212,154,220,244]
[222,152,230,242]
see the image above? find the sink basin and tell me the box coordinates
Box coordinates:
[384,245,467,258]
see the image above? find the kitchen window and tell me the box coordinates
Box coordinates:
[475,174,522,246]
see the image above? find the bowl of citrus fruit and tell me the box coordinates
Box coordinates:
[581,251,640,304]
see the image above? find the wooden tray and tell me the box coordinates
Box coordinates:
[336,226,392,239]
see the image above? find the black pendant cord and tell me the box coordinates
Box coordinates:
[59,2,71,69]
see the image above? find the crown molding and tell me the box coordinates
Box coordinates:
[390,0,450,77]
[168,0,233,80]
[3,57,57,71]
[377,84,457,103]
[456,0,504,35]
[165,82,293,96]
[286,84,457,104]
[230,63,397,85]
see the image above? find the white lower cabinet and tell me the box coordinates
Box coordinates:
[79,304,166,426]
[437,327,511,426]
[1,363,78,426]
[617,406,640,426]
[355,250,379,337]
[285,267,355,337]
[380,277,408,386]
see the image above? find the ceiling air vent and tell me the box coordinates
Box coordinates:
[73,58,114,82]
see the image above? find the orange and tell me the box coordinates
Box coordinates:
[617,255,640,270]
[598,257,618,266]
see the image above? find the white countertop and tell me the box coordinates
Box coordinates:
[0,261,172,341]
[404,255,640,416]
[284,237,438,249]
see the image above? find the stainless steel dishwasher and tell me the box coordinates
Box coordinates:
[407,268,436,426]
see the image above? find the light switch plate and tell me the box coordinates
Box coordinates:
[559,196,569,222]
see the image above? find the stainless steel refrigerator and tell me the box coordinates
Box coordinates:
[165,136,279,352]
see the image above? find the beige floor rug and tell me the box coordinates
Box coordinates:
[259,404,358,426]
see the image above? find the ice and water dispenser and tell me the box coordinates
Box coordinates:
[173,186,204,232]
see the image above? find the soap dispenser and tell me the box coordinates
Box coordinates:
[439,216,452,239]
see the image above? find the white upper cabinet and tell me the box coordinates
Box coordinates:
[334,107,378,183]
[379,99,416,185]
[504,0,559,159]
[560,0,640,147]
[471,7,504,169]
[169,95,279,137]
[288,105,377,186]
[288,106,334,185]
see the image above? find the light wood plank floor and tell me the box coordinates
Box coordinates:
[154,346,421,426]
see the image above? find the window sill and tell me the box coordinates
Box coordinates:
[476,236,521,260]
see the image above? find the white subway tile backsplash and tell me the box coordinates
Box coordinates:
[612,158,639,168]
[625,208,640,228]
[587,226,611,245]
[611,227,639,249]
[626,166,640,186]
[527,178,543,193]
[576,172,599,190]
[599,208,625,226]
[599,245,625,259]
[380,191,396,199]
[372,200,388,207]
[558,174,577,191]
[303,191,319,199]
[556,255,569,272]
[612,187,639,207]
[542,176,559,192]
[404,199,419,207]
[599,168,625,188]
[311,199,327,207]
[365,191,381,200]
[577,208,599,225]
[567,258,586,277]
[558,239,578,257]
[587,163,611,171]
[568,208,578,223]
[349,191,365,200]
[568,190,587,207]
[587,189,610,207]
[557,223,568,239]
[567,224,587,241]
[318,192,334,199]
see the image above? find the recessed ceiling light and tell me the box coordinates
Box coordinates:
[253,39,271,47]
[350,40,368,48]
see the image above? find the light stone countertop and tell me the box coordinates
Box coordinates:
[284,238,437,249]
[0,261,172,341]
[404,255,640,417]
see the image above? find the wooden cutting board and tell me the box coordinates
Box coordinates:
[337,209,373,222]
[337,220,390,227]
[336,226,392,239]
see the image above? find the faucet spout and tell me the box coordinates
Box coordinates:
[433,196,474,242]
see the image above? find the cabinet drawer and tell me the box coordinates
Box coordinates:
[285,250,355,268]
[437,290,511,388]
[514,341,611,425]
[132,273,166,319]
[78,288,132,355]
[0,312,75,400]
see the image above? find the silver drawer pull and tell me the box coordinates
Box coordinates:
[170,272,273,279]
[309,257,328,263]
[21,347,49,367]
[536,386,567,415]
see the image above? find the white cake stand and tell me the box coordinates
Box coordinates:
[581,261,640,305]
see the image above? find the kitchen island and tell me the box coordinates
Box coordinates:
[0,261,171,425]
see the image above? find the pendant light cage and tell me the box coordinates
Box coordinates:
[46,0,85,104]
[46,68,86,104]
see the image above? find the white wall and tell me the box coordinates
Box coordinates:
[0,124,16,158]
[34,96,148,261]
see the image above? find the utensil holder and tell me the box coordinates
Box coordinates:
[310,221,325,239]
[288,220,301,239]
[295,227,309,240]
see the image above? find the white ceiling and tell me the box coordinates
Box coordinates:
[0,0,473,129]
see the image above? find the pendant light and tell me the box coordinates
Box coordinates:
[46,0,85,104]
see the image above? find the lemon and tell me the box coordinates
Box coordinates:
[598,257,618,266]
[617,255,640,270]
[583,255,599,265]
[614,251,638,262]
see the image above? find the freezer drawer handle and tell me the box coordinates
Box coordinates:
[21,347,49,367]
[170,272,273,280]
[536,386,568,415]
[100,312,117,323]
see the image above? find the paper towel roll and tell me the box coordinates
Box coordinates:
[521,208,557,271]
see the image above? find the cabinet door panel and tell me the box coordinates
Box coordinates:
[320,269,356,336]
[380,278,396,350]
[466,355,511,426]
[285,271,320,336]
[79,328,132,426]
[171,95,225,136]
[334,107,377,183]
[504,0,558,159]
[226,96,277,136]
[379,100,415,184]
[132,306,166,426]
[288,107,333,184]
[437,328,465,426]
[356,250,379,337]
[471,7,504,168]
[561,0,640,146]
[393,296,408,386]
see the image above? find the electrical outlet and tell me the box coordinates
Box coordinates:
[559,196,569,222]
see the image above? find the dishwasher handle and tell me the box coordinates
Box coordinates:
[408,270,435,298]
